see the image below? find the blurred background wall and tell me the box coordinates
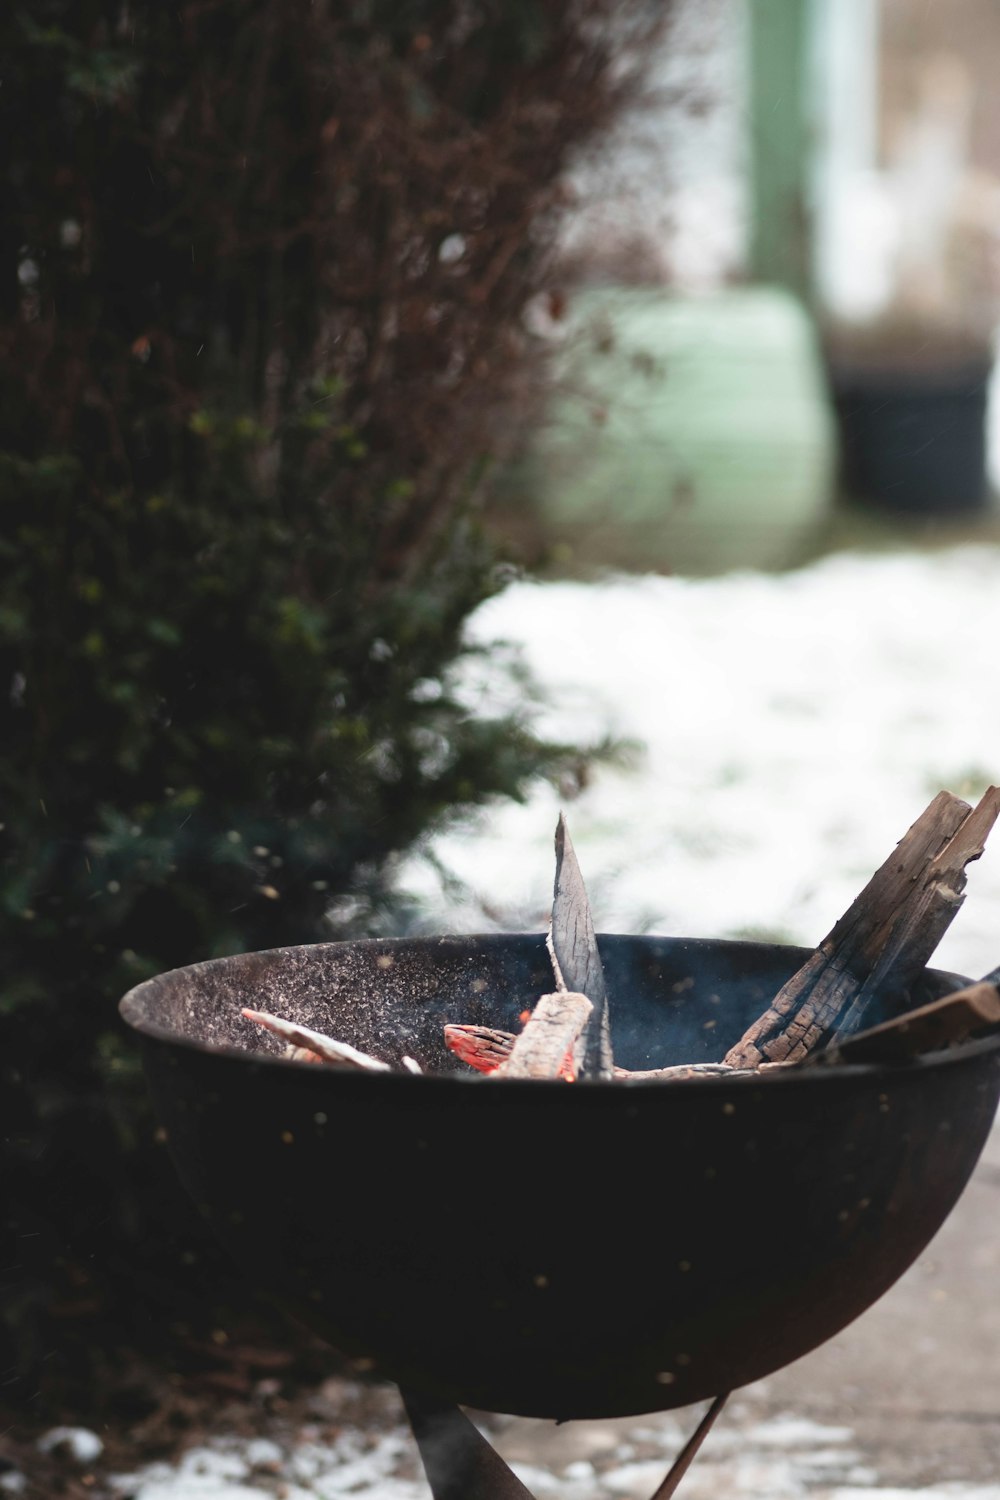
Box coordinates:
[497,0,1000,576]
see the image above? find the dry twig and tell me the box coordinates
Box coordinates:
[242,1008,391,1072]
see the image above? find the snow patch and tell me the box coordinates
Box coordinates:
[37,1426,104,1464]
[113,1427,426,1500]
[406,548,1000,982]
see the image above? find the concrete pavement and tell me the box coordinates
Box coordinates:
[486,1119,1000,1496]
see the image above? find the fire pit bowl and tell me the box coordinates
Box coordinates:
[120,933,1000,1420]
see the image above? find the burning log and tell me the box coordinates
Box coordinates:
[443,1024,745,1081]
[492,991,593,1080]
[549,813,615,1080]
[444,1024,519,1074]
[724,787,1000,1068]
[241,1008,392,1072]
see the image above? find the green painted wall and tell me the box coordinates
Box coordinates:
[509,287,835,574]
[748,0,815,300]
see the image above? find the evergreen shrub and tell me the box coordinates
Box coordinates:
[0,0,660,1399]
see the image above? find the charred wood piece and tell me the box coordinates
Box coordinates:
[812,980,1000,1066]
[724,787,1000,1068]
[549,813,614,1079]
[492,992,593,1080]
[444,1024,745,1082]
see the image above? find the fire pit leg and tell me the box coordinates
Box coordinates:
[401,1389,536,1500]
[401,1388,729,1500]
[647,1392,730,1500]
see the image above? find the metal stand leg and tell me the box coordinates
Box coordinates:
[647,1393,729,1500]
[401,1388,729,1500]
[401,1390,535,1500]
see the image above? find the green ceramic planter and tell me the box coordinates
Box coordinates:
[513,287,835,573]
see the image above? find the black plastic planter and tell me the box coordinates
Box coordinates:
[830,355,991,517]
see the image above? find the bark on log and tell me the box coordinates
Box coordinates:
[492,992,593,1080]
[812,980,1000,1065]
[549,813,614,1080]
[835,787,1000,1037]
[724,787,1000,1068]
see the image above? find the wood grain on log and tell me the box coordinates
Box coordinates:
[723,787,1000,1068]
[550,813,614,1079]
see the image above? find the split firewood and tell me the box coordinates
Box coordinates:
[549,813,614,1080]
[243,788,1000,1088]
[811,979,1000,1067]
[444,1023,520,1074]
[444,1023,746,1082]
[724,787,1000,1069]
[492,992,593,1080]
[241,1007,392,1072]
[834,790,1000,1038]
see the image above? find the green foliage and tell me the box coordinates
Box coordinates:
[0,0,660,1400]
[1,425,563,990]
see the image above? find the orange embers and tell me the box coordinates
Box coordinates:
[444,1023,577,1080]
[442,1024,512,1073]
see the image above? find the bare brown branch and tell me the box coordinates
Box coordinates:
[241,1008,391,1072]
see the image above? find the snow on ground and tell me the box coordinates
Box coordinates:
[103,1382,1000,1500]
[403,544,1000,983]
[106,1421,426,1500]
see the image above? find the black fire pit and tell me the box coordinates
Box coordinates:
[119,932,1000,1426]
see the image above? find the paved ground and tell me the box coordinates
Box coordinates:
[489,1121,1000,1496]
[55,1101,1000,1499]
[754,1125,1000,1489]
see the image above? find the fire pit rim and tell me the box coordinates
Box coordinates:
[118,932,996,1082]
